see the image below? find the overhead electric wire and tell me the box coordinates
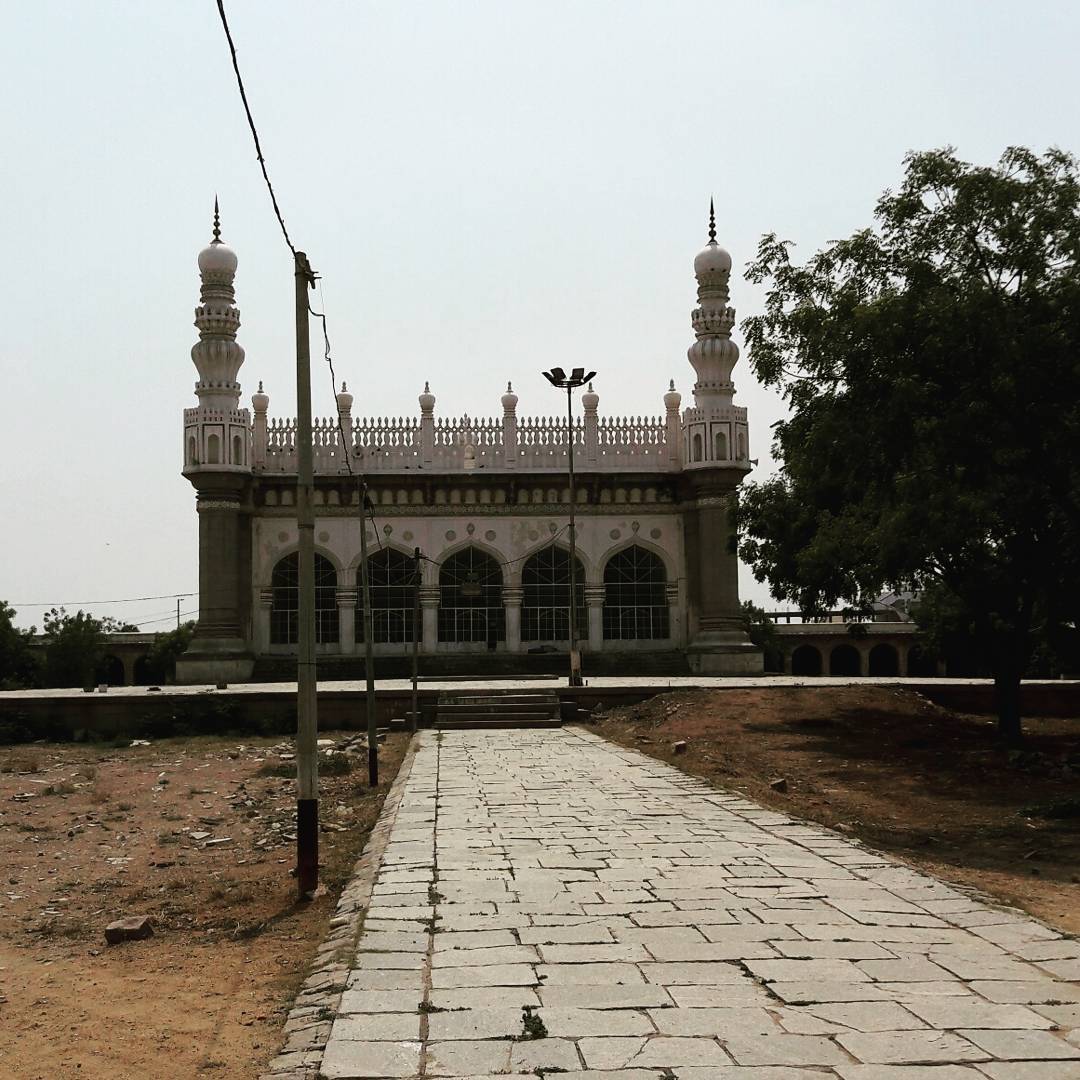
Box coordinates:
[215,1,383,560]
[12,592,197,607]
[214,0,297,256]
[136,609,199,628]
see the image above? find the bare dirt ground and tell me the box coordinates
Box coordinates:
[0,731,408,1080]
[592,686,1080,935]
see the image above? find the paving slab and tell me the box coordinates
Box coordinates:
[308,728,1080,1080]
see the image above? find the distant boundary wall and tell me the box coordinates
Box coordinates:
[1,679,1078,744]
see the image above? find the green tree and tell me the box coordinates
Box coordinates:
[739,601,785,673]
[141,621,196,684]
[0,602,40,689]
[734,146,1080,743]
[41,608,119,689]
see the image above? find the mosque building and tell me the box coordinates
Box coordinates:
[176,205,762,683]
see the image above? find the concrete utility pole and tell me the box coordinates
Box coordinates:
[358,486,378,786]
[294,251,319,896]
[411,547,422,733]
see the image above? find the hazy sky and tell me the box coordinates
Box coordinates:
[2,1,1078,630]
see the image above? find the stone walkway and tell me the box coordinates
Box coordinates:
[321,728,1080,1079]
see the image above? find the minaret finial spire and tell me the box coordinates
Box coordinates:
[708,197,716,244]
[212,196,221,243]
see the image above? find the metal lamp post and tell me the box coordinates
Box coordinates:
[541,366,596,687]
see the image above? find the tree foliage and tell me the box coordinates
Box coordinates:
[0,602,39,689]
[739,601,784,673]
[141,621,196,684]
[734,147,1080,741]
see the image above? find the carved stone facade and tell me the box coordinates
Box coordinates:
[176,205,763,682]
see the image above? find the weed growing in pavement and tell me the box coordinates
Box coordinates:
[519,1005,548,1040]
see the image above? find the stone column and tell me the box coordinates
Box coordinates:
[338,589,356,654]
[683,470,762,675]
[420,587,439,650]
[665,581,681,646]
[177,473,255,683]
[256,588,273,653]
[503,586,523,653]
[585,585,605,652]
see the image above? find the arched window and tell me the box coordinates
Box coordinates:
[438,547,504,643]
[603,546,669,640]
[737,432,747,459]
[360,549,418,644]
[232,434,243,465]
[692,432,703,462]
[521,546,585,642]
[187,436,197,466]
[207,433,220,464]
[270,552,339,645]
[714,430,728,460]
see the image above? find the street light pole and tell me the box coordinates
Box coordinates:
[542,367,596,688]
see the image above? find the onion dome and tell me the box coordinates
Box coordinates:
[251,380,269,413]
[501,381,519,413]
[336,380,353,414]
[581,381,599,411]
[418,380,436,413]
[663,379,682,411]
[198,197,238,277]
[693,198,732,276]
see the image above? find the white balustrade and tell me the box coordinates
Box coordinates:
[258,408,675,474]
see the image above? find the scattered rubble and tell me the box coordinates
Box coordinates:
[104,915,154,945]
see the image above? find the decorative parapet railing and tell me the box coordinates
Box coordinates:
[256,411,678,474]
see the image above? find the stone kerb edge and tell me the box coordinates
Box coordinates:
[259,737,420,1080]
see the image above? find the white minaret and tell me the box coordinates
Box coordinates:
[183,200,251,474]
[682,200,750,469]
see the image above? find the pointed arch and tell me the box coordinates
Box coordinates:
[521,545,586,642]
[270,551,339,645]
[359,547,419,644]
[438,546,504,643]
[602,544,669,640]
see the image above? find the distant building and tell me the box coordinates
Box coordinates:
[176,204,762,683]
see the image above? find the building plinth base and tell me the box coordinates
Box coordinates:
[686,632,764,676]
[175,638,256,685]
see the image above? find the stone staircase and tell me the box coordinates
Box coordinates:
[434,689,563,730]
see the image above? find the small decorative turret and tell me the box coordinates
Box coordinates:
[501,381,519,415]
[663,378,682,413]
[251,379,269,414]
[688,198,739,409]
[682,200,749,472]
[183,200,251,473]
[581,381,599,414]
[418,380,436,414]
[336,380,354,415]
